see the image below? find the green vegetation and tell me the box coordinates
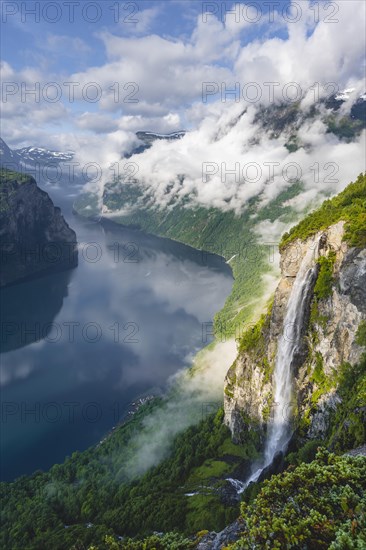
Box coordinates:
[74,180,304,336]
[0,168,31,213]
[228,178,365,549]
[0,167,30,184]
[309,352,336,405]
[327,356,366,452]
[238,313,268,354]
[237,301,274,385]
[313,252,336,300]
[285,439,324,467]
[295,350,365,452]
[280,173,366,250]
[356,321,366,347]
[285,134,300,153]
[90,533,194,549]
[231,449,366,549]
[325,114,365,141]
[0,407,257,549]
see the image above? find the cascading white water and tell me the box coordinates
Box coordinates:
[226,477,246,494]
[264,244,319,462]
[241,240,320,488]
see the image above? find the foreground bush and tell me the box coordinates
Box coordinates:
[232,449,366,549]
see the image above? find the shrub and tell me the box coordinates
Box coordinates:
[280,173,366,250]
[232,450,366,550]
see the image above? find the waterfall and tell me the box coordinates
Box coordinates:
[264,243,319,462]
[226,478,246,494]
[242,240,320,488]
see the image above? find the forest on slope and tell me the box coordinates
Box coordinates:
[1,175,365,550]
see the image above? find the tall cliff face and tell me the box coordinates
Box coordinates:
[0,170,78,287]
[224,220,366,447]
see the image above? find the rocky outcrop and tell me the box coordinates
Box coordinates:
[195,518,245,550]
[0,170,78,286]
[224,221,366,445]
[346,445,366,457]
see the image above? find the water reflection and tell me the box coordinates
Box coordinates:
[0,269,72,353]
[0,204,233,480]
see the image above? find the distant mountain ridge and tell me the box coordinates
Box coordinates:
[125,130,186,157]
[0,131,187,167]
[14,146,74,164]
[0,138,74,169]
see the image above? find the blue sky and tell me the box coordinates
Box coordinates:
[0,1,365,229]
[2,1,293,73]
[1,1,365,151]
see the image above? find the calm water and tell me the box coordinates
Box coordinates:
[0,175,233,481]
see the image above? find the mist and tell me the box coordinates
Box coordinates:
[121,338,237,479]
[69,0,366,225]
[71,1,365,477]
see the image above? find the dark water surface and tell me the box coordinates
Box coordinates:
[0,176,233,481]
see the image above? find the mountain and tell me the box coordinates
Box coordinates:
[0,138,18,166]
[1,175,365,550]
[73,91,365,336]
[0,169,78,286]
[0,132,185,167]
[125,130,186,157]
[136,130,186,142]
[255,92,366,145]
[225,173,366,454]
[0,138,75,170]
[14,146,74,164]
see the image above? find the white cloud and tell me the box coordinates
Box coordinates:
[121,6,160,35]
[234,0,366,103]
[45,34,91,54]
[1,0,365,221]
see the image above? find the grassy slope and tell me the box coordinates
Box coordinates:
[280,172,366,250]
[0,405,261,549]
[86,450,366,550]
[0,168,30,183]
[3,173,364,548]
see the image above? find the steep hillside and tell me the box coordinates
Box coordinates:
[0,169,78,286]
[225,173,366,454]
[1,175,364,550]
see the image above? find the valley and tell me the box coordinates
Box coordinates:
[1,2,366,546]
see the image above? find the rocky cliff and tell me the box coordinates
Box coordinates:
[0,169,78,287]
[224,218,366,449]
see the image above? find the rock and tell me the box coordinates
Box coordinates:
[196,532,217,550]
[307,392,342,439]
[339,248,366,314]
[345,445,366,457]
[216,480,241,505]
[224,220,366,447]
[256,451,285,483]
[224,352,270,444]
[196,519,245,549]
[0,170,78,287]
